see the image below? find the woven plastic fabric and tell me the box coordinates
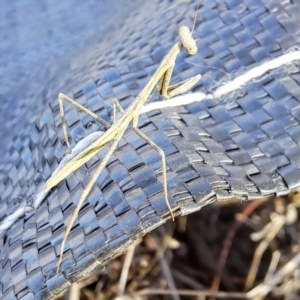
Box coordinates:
[1,0,300,299]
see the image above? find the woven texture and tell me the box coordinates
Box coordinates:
[1,0,300,299]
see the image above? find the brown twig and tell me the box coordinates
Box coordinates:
[209,198,268,300]
[134,288,247,299]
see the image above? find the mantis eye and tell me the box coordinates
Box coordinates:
[179,26,198,55]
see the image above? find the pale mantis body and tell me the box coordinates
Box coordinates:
[41,25,201,271]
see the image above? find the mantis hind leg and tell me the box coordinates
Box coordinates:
[57,132,122,272]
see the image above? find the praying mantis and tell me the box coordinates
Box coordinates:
[41,24,201,271]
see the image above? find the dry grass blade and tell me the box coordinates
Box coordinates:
[245,214,286,290]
